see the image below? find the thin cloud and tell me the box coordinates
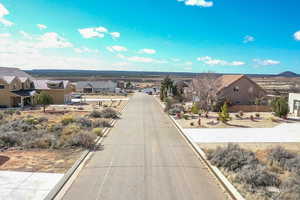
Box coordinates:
[253,59,280,66]
[37,24,47,30]
[243,35,255,43]
[177,0,213,7]
[139,49,156,54]
[0,3,14,26]
[197,56,245,66]
[294,31,300,41]
[107,45,128,52]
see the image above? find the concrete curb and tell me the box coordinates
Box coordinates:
[44,100,130,200]
[154,96,245,200]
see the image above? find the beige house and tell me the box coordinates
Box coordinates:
[215,75,267,105]
[0,67,73,108]
[188,74,267,106]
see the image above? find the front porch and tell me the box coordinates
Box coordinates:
[10,90,37,108]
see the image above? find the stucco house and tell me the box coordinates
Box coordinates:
[0,67,73,108]
[75,81,118,93]
[189,74,267,106]
[214,75,267,105]
[289,93,300,117]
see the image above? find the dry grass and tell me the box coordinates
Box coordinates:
[176,112,296,128]
[0,149,83,173]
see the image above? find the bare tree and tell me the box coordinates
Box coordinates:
[191,73,220,111]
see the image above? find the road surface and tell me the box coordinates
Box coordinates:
[62,93,226,200]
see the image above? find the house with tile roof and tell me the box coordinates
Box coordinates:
[214,75,267,105]
[189,74,267,106]
[0,67,73,108]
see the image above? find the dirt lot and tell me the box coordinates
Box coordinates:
[0,149,83,173]
[176,112,296,128]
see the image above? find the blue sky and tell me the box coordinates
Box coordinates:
[0,0,300,74]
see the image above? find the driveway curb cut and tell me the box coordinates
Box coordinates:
[154,96,245,200]
[44,100,130,200]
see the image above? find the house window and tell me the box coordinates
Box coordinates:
[0,85,5,89]
[233,86,240,92]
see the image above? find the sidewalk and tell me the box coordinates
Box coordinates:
[0,171,63,200]
[184,123,300,143]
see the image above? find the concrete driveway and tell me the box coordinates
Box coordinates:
[0,171,63,200]
[61,93,226,200]
[185,123,300,143]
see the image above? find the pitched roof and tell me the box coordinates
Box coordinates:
[76,81,117,90]
[214,75,246,92]
[33,80,69,90]
[0,67,32,79]
[2,76,17,84]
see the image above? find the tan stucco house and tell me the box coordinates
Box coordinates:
[0,67,73,108]
[215,74,267,105]
[189,74,267,106]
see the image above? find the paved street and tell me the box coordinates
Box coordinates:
[62,93,226,200]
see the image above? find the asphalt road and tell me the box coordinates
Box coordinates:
[62,93,226,200]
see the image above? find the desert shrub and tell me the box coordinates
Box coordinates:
[22,131,54,149]
[75,117,92,128]
[218,103,231,123]
[49,124,63,133]
[190,122,194,126]
[4,109,16,115]
[236,165,281,192]
[62,124,81,137]
[100,108,119,119]
[92,128,103,137]
[238,110,244,117]
[1,119,36,132]
[183,114,189,120]
[61,115,75,126]
[268,146,295,168]
[284,156,300,173]
[89,110,102,118]
[279,175,300,200]
[0,131,22,148]
[168,107,182,115]
[68,131,96,149]
[255,113,260,118]
[24,117,39,125]
[191,104,200,114]
[90,109,119,119]
[271,97,289,118]
[37,116,48,123]
[208,144,259,172]
[93,119,111,128]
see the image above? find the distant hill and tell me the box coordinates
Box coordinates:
[24,69,300,79]
[277,71,299,77]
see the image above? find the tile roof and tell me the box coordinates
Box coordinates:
[215,74,245,92]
